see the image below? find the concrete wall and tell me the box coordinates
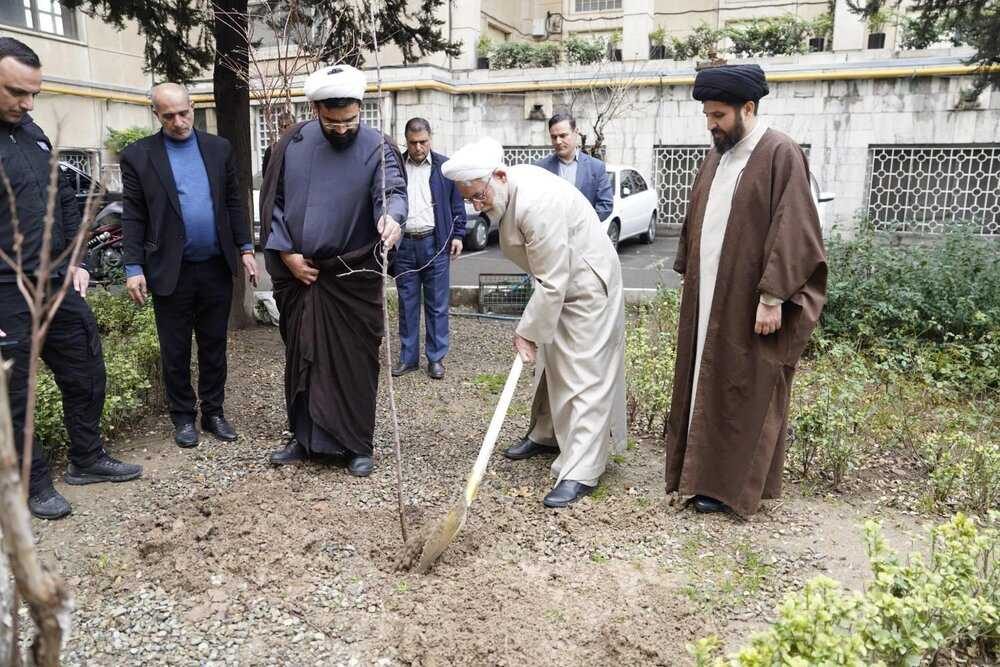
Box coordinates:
[383,49,1000,229]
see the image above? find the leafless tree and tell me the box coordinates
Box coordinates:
[565,62,642,159]
[0,142,101,664]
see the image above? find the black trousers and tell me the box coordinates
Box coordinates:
[151,256,233,425]
[0,283,106,494]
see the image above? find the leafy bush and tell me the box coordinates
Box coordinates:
[564,35,607,65]
[666,23,723,60]
[35,290,160,447]
[105,126,152,154]
[725,15,813,58]
[789,340,875,489]
[693,513,1000,666]
[532,42,561,67]
[916,411,1000,512]
[625,288,678,436]
[488,42,536,69]
[821,225,1000,390]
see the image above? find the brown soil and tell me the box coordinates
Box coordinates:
[32,319,927,666]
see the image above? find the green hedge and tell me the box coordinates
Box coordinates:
[35,290,160,447]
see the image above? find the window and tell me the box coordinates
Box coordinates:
[632,171,648,193]
[59,149,96,176]
[866,144,1000,235]
[575,0,622,11]
[0,0,77,38]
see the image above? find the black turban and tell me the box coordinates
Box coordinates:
[692,65,769,104]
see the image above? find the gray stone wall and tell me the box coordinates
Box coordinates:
[385,50,1000,231]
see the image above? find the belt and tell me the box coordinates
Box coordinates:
[402,228,435,240]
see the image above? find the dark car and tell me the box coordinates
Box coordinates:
[58,161,121,217]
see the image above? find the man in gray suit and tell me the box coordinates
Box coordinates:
[535,113,613,221]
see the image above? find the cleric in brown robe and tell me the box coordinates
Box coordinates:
[664,64,827,517]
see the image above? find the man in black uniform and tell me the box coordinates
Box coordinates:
[0,37,142,520]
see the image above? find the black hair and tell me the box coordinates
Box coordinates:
[0,37,41,69]
[404,117,432,135]
[547,112,576,130]
[315,97,361,110]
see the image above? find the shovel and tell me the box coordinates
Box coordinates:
[409,354,524,573]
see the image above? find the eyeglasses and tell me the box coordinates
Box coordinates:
[463,171,495,204]
[319,115,360,132]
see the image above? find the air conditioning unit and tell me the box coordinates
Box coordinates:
[532,19,547,37]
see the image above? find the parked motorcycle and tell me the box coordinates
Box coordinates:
[59,160,124,284]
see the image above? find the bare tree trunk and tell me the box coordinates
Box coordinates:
[213,0,256,330]
[0,365,73,666]
[0,536,12,665]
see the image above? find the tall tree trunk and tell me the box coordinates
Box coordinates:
[213,0,256,329]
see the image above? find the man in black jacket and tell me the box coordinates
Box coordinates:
[0,37,142,520]
[121,83,256,448]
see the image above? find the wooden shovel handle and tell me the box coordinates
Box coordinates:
[464,355,524,505]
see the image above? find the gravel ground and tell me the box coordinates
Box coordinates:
[28,316,927,666]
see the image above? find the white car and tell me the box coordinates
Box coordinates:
[604,165,659,250]
[463,201,495,251]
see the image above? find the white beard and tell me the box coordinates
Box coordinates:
[485,182,509,226]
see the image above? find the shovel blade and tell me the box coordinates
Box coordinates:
[415,499,469,573]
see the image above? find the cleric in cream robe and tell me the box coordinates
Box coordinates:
[664,64,827,517]
[442,138,628,508]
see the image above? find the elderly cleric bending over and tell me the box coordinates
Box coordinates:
[665,64,827,517]
[259,64,406,477]
[442,138,627,508]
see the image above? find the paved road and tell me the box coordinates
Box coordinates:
[451,231,681,291]
[255,230,680,293]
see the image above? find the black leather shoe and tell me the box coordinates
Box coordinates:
[64,453,143,485]
[692,495,728,514]
[28,486,72,520]
[269,439,307,466]
[543,481,595,508]
[174,422,199,448]
[427,361,445,379]
[201,415,237,442]
[391,362,419,377]
[348,455,373,477]
[503,437,559,460]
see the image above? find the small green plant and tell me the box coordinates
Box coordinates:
[625,288,679,437]
[473,373,505,394]
[105,126,152,154]
[589,550,609,564]
[488,41,535,69]
[649,26,667,46]
[692,513,1000,666]
[867,6,894,33]
[811,12,834,39]
[475,35,492,57]
[609,29,622,46]
[666,23,723,60]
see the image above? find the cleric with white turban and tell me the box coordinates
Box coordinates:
[443,138,628,509]
[257,64,407,475]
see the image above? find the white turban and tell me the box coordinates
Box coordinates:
[304,64,367,102]
[441,138,505,183]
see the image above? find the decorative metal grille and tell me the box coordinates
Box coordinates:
[575,0,622,11]
[652,146,708,227]
[867,144,1000,235]
[254,99,382,170]
[503,146,550,166]
[59,149,96,175]
[653,143,811,228]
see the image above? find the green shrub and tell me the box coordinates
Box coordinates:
[625,288,678,436]
[916,411,1000,513]
[564,35,607,65]
[693,513,1000,666]
[488,42,537,69]
[34,290,160,447]
[789,340,875,489]
[725,15,812,58]
[666,23,723,60]
[823,226,1000,347]
[531,42,561,67]
[105,126,152,154]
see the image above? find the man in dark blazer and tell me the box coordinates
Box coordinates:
[121,83,257,448]
[391,118,466,380]
[535,113,613,221]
